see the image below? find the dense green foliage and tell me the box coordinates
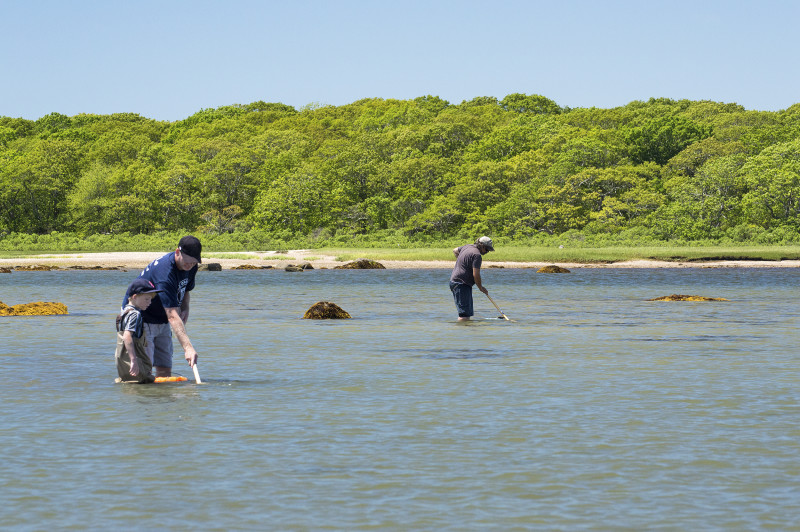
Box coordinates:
[2,95,800,245]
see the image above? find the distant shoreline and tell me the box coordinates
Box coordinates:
[2,251,799,270]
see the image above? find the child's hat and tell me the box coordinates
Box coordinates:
[129,278,163,295]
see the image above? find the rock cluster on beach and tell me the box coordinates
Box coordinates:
[303,301,352,319]
[285,263,314,272]
[0,301,69,316]
[2,265,124,271]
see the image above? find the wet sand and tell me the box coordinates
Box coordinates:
[2,251,799,270]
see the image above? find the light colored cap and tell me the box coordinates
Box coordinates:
[476,236,494,251]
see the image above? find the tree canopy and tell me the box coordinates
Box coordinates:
[2,95,799,243]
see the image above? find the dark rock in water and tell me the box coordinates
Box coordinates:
[537,265,571,273]
[0,300,69,316]
[199,263,222,271]
[0,267,11,273]
[648,294,728,301]
[334,259,386,269]
[303,301,352,319]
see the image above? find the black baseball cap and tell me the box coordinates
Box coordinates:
[178,235,202,263]
[128,278,163,296]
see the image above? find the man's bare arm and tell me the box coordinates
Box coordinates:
[473,267,488,294]
[165,306,198,366]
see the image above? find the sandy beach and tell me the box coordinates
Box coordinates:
[2,251,799,270]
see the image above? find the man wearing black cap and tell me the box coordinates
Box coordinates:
[122,235,202,377]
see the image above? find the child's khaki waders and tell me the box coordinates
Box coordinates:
[115,312,155,384]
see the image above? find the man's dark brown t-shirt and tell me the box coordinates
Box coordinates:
[449,244,482,286]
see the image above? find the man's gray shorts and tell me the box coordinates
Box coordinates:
[143,322,173,368]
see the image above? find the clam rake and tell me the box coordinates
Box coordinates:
[486,294,511,321]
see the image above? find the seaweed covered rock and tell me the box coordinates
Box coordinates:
[66,265,124,271]
[15,265,58,271]
[198,263,222,271]
[303,301,352,319]
[537,265,571,273]
[233,264,272,270]
[334,259,386,270]
[0,301,69,316]
[285,263,313,272]
[0,267,11,273]
[647,294,728,301]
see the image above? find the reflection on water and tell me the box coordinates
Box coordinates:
[1,267,799,529]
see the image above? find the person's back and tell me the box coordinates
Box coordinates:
[450,244,483,286]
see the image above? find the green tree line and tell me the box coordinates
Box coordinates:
[2,94,800,244]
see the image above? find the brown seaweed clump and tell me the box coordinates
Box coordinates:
[0,267,11,273]
[66,265,124,271]
[647,294,729,302]
[232,264,273,270]
[0,301,69,316]
[537,265,571,273]
[303,301,352,319]
[198,263,222,271]
[285,263,313,272]
[334,259,386,270]
[14,265,58,271]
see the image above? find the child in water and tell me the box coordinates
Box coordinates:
[115,279,162,383]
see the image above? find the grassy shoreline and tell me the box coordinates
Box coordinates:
[4,245,800,264]
[323,245,800,263]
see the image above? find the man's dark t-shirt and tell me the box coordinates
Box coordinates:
[450,244,483,286]
[122,252,197,324]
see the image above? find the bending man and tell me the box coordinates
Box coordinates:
[449,236,494,321]
[123,235,201,377]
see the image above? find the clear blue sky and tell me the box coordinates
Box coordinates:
[2,0,797,121]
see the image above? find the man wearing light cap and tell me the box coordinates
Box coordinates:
[122,235,202,377]
[449,236,494,321]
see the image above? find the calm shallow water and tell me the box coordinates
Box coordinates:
[1,267,799,530]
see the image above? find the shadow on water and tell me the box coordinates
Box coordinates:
[636,334,767,342]
[377,345,519,360]
[416,348,516,360]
